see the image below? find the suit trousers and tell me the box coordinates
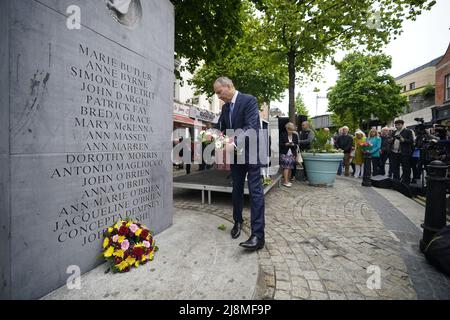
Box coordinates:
[390,152,411,184]
[379,151,389,175]
[231,164,265,239]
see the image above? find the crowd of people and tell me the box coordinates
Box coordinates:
[333,119,442,184]
[280,118,446,187]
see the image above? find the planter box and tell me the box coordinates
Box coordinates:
[301,152,344,187]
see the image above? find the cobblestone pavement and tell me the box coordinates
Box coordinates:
[173,173,449,300]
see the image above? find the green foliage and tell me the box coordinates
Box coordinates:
[295,93,309,119]
[190,2,288,105]
[327,52,408,127]
[217,224,226,231]
[330,111,358,133]
[310,129,337,153]
[251,0,436,121]
[422,83,435,98]
[172,0,244,75]
[173,0,435,116]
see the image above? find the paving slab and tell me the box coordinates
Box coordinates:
[43,209,259,300]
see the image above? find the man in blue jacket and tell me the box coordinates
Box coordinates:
[213,77,265,251]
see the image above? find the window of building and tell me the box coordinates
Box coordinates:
[409,82,415,90]
[445,74,450,102]
[403,85,406,92]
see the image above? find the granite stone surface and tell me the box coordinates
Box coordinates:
[1,0,174,299]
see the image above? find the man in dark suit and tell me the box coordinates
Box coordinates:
[390,119,414,184]
[213,77,265,251]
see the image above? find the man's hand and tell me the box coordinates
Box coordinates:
[225,141,235,154]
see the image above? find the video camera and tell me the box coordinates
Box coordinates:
[413,117,450,165]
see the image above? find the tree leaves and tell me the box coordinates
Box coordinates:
[190,3,288,105]
[327,52,408,128]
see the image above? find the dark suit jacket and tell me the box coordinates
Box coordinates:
[390,128,414,155]
[214,92,264,165]
[280,132,299,156]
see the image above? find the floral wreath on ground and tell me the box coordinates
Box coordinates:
[102,219,158,273]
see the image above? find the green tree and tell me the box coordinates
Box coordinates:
[172,0,244,75]
[330,110,358,133]
[295,93,309,119]
[253,0,436,123]
[327,52,408,128]
[190,3,288,105]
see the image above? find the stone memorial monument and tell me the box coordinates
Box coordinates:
[0,0,174,299]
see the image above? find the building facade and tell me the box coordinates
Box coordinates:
[173,59,221,141]
[393,55,442,127]
[432,43,450,122]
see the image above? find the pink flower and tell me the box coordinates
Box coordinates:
[121,239,130,251]
[143,240,151,248]
[129,224,138,233]
[112,235,119,242]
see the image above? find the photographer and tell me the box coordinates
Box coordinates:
[390,119,414,184]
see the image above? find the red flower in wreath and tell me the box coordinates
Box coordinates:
[118,226,128,236]
[133,246,144,258]
[140,229,149,240]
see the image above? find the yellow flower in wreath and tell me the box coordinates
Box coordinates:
[116,261,128,272]
[113,250,124,258]
[125,256,136,266]
[104,246,114,258]
[135,261,140,268]
[118,236,125,243]
[107,227,114,233]
[103,238,110,249]
[135,229,142,236]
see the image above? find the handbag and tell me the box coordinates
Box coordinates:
[296,149,303,165]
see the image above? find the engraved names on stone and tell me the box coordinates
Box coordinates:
[51,44,163,246]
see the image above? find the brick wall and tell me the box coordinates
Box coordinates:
[436,44,450,106]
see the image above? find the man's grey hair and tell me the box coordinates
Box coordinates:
[215,76,235,88]
[342,126,349,130]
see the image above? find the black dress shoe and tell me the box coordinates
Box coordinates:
[231,222,243,239]
[239,235,265,250]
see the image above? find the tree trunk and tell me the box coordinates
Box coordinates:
[288,51,296,124]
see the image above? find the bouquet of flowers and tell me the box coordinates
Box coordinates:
[359,141,372,157]
[102,219,158,273]
[214,133,234,171]
[199,129,218,145]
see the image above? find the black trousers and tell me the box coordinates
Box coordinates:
[411,157,421,180]
[379,151,389,175]
[390,152,411,184]
[371,157,380,176]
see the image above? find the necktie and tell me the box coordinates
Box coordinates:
[229,102,234,126]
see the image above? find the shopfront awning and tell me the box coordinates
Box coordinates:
[173,114,196,126]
